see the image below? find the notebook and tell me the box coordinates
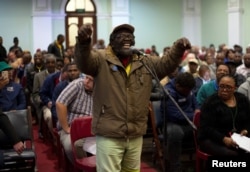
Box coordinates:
[231,133,250,153]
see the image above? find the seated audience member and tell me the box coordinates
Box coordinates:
[7,50,23,83]
[32,54,57,138]
[196,63,230,107]
[151,45,159,56]
[207,57,216,80]
[160,46,171,57]
[17,52,32,86]
[56,75,94,165]
[63,52,72,65]
[198,74,250,156]
[0,109,24,167]
[225,61,245,87]
[186,57,199,78]
[56,59,64,71]
[209,52,225,80]
[39,64,69,142]
[160,72,199,172]
[26,52,45,94]
[234,51,243,67]
[193,64,211,96]
[160,67,179,86]
[0,62,26,112]
[236,53,250,79]
[51,62,80,125]
[92,39,106,49]
[180,52,196,72]
[26,52,45,122]
[237,76,250,100]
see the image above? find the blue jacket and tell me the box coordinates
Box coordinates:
[51,80,69,122]
[39,72,61,106]
[161,79,198,124]
[0,81,26,111]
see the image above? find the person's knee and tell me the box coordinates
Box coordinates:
[167,124,184,141]
[74,139,87,158]
[43,111,52,122]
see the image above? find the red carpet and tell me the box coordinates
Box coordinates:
[33,125,59,172]
[33,124,157,172]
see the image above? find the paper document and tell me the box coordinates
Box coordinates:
[83,137,96,155]
[231,133,250,153]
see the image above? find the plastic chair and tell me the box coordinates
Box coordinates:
[0,106,36,172]
[70,116,96,172]
[193,111,210,172]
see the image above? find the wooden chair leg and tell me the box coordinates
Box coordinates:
[148,103,164,171]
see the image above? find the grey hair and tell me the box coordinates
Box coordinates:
[44,53,57,63]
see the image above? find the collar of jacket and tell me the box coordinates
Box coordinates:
[105,46,143,69]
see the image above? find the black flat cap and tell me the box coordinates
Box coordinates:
[112,24,134,34]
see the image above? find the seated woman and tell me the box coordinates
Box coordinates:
[198,74,250,156]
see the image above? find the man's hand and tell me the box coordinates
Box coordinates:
[174,37,192,50]
[77,24,93,44]
[63,127,70,134]
[13,141,24,155]
[0,76,9,89]
[47,101,52,109]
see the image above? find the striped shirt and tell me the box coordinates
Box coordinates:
[56,77,93,130]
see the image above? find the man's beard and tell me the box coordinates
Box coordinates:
[113,47,133,59]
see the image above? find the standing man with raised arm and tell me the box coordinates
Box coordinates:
[75,23,191,172]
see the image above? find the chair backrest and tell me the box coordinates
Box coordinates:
[2,107,33,143]
[193,111,201,148]
[0,106,35,171]
[151,100,163,130]
[70,116,94,143]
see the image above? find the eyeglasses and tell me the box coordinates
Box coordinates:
[115,33,134,39]
[218,84,234,91]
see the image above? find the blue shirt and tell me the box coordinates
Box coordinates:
[161,79,198,124]
[39,72,61,106]
[0,81,26,111]
[51,80,69,122]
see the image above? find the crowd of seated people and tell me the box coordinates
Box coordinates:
[150,43,250,171]
[2,32,250,172]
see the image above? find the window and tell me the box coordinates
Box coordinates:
[65,0,96,48]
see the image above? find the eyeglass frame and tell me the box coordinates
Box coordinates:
[218,84,235,91]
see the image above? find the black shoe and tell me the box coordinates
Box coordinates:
[39,132,44,139]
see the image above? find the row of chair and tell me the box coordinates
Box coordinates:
[0,104,209,172]
[51,116,96,172]
[0,107,96,172]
